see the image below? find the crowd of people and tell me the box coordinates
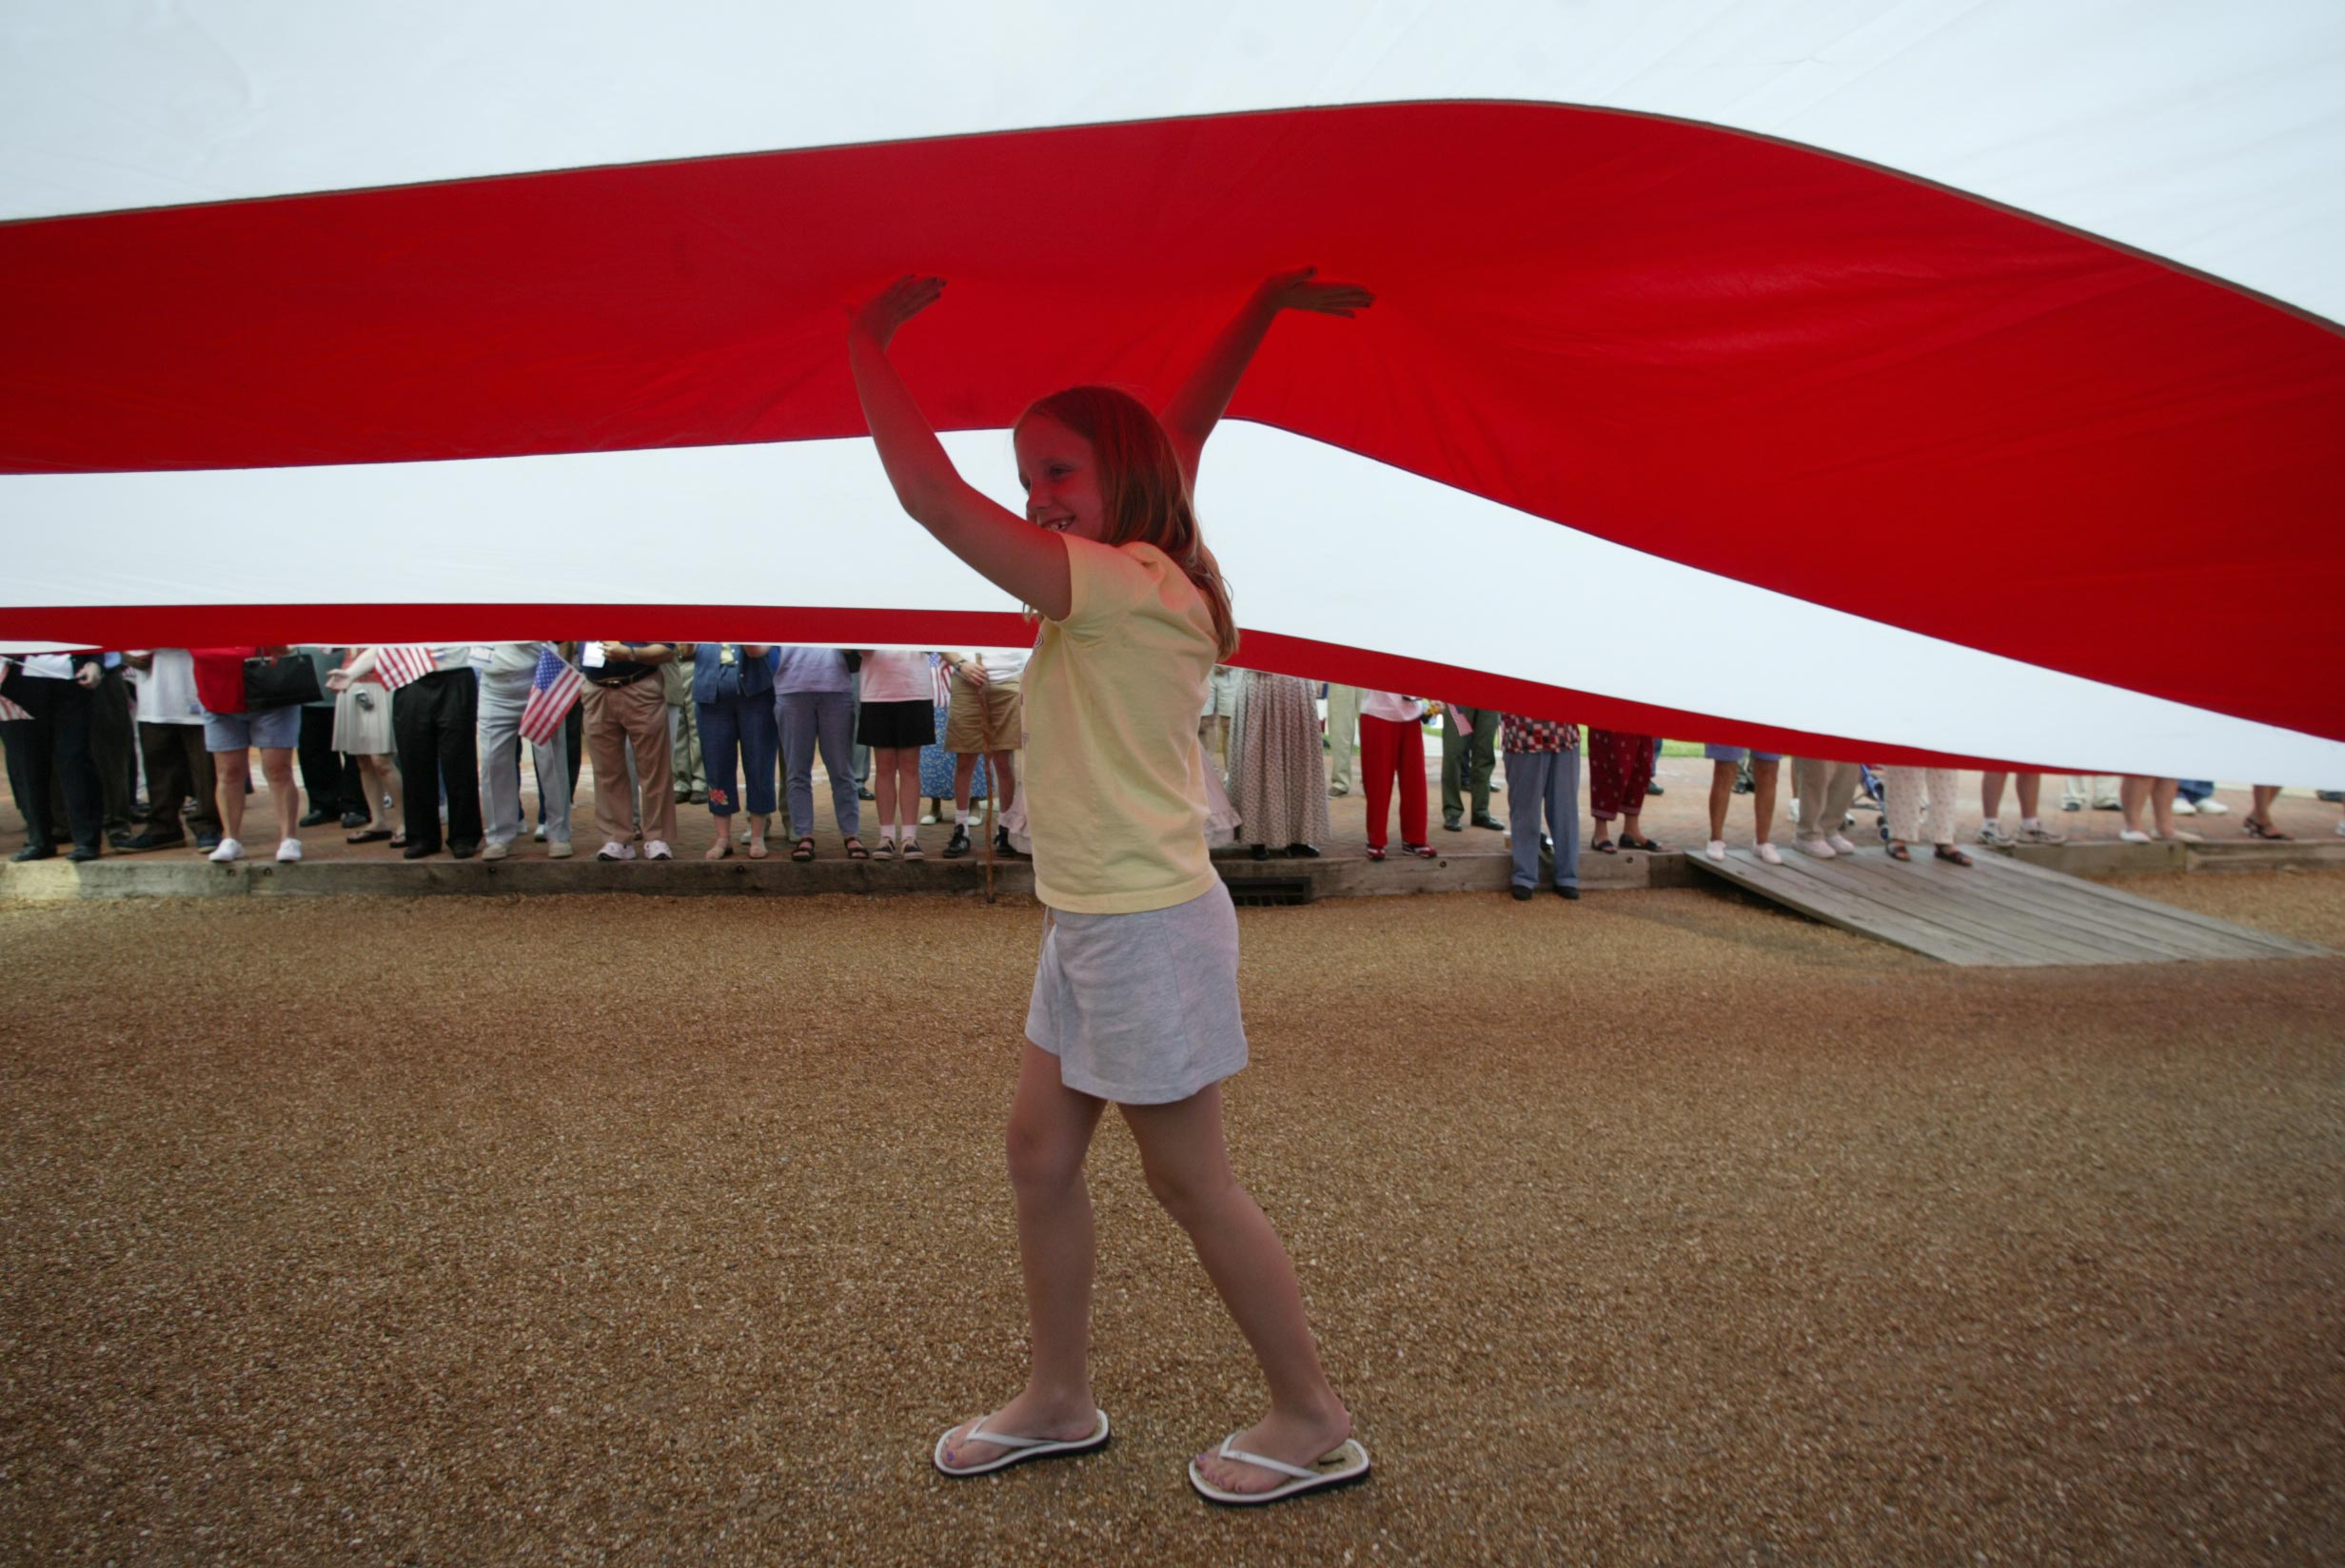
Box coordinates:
[0,644,1026,867]
[7,646,2326,892]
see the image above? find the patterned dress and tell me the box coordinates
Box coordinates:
[1586,729,1658,820]
[1226,671,1332,849]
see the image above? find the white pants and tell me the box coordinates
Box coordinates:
[1883,765,1958,846]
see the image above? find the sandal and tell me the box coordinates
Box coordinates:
[1619,833,1661,852]
[844,836,871,860]
[935,1408,1112,1479]
[790,837,815,862]
[703,839,733,861]
[1188,1434,1371,1507]
[747,835,769,860]
[1366,845,1387,862]
[2243,817,2292,840]
[1591,837,1616,854]
[1886,842,1911,861]
[1934,845,1973,867]
[345,828,393,844]
[1406,843,1436,859]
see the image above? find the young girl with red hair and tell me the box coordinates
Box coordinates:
[848,269,1371,1505]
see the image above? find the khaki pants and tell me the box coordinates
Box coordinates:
[1791,757,1862,841]
[585,676,675,848]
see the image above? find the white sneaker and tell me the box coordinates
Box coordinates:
[1705,839,1726,861]
[208,837,244,864]
[2017,823,2067,845]
[1976,821,2014,848]
[1755,842,1783,866]
[644,839,673,860]
[1794,836,1837,858]
[481,840,510,861]
[2172,797,2197,815]
[275,837,302,863]
[547,839,574,859]
[597,841,636,861]
[2335,817,2345,837]
[1826,833,1858,854]
[2193,797,2230,816]
[919,811,938,826]
[2118,829,2152,844]
[533,823,547,841]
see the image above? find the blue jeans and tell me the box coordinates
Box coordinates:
[777,690,859,838]
[1504,749,1582,891]
[699,695,778,816]
[2176,778,2215,804]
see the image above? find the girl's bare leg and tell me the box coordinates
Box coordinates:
[897,750,923,842]
[873,746,901,839]
[937,1043,1108,1465]
[1121,1084,1350,1495]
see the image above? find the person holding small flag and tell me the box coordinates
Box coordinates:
[334,645,482,859]
[476,642,580,860]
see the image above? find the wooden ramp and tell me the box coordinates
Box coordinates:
[1685,845,2328,967]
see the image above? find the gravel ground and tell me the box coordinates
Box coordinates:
[3,880,2341,1565]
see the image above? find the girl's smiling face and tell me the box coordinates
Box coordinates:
[1015,413,1109,544]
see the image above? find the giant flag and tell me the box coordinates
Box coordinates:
[3,3,2340,781]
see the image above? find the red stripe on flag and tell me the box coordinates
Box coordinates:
[3,104,2341,740]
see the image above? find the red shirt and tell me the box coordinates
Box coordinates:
[189,647,260,715]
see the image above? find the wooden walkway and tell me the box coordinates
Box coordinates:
[1686,844,2329,967]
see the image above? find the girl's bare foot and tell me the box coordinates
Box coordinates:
[703,837,732,861]
[937,1388,1101,1470]
[1192,1401,1352,1496]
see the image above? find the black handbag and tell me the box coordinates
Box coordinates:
[243,655,323,710]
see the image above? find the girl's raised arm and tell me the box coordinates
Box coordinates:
[847,277,1074,620]
[1159,267,1374,492]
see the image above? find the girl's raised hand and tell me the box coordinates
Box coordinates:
[1260,265,1374,318]
[849,274,947,350]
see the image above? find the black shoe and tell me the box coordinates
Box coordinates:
[1285,843,1320,858]
[195,833,222,852]
[11,843,56,862]
[1645,779,1665,796]
[942,827,971,858]
[340,810,371,830]
[995,827,1018,857]
[120,831,187,853]
[131,797,150,819]
[1470,813,1504,832]
[298,809,336,828]
[448,841,480,860]
[1555,885,1581,900]
[857,787,876,801]
[1510,885,1534,901]
[68,845,102,863]
[1442,815,1463,833]
[403,841,441,859]
[1251,843,1270,860]
[107,828,134,849]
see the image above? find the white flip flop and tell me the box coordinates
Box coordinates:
[932,1407,1111,1478]
[1188,1434,1372,1506]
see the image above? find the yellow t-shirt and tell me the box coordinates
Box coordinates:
[1022,537,1221,914]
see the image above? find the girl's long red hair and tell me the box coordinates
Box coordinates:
[1016,386,1240,661]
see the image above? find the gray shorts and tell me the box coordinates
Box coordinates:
[1703,742,1783,764]
[1025,881,1248,1105]
[204,704,302,753]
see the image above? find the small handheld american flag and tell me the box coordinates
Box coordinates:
[518,645,585,748]
[373,645,438,691]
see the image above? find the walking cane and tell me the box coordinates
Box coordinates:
[983,782,995,905]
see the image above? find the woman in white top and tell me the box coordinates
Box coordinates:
[854,647,938,857]
[1356,690,1436,860]
[850,268,1373,1505]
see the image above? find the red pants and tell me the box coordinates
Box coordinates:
[1587,729,1658,821]
[1360,714,1428,848]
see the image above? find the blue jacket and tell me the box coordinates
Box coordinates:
[690,644,778,704]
